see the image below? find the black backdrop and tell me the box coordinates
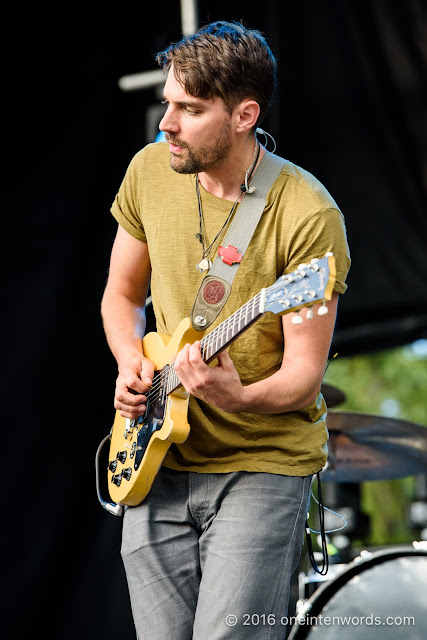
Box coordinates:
[4,1,427,638]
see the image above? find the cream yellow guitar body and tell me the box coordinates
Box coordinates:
[108,318,204,506]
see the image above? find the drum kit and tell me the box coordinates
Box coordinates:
[287,383,427,639]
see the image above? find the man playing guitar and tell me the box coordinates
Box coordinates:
[101,20,350,640]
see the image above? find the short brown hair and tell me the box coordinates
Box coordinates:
[156,21,277,126]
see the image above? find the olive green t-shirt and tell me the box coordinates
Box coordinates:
[111,142,351,476]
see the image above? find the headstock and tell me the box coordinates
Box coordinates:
[263,254,336,323]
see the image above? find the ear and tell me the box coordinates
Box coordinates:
[234,99,260,133]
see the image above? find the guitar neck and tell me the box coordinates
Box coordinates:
[166,290,265,395]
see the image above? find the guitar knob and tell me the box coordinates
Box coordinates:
[122,468,132,481]
[111,473,122,487]
[117,451,127,464]
[108,460,118,473]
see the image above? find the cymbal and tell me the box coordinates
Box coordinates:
[320,411,427,482]
[321,383,346,408]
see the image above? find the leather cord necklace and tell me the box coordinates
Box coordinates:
[195,139,260,272]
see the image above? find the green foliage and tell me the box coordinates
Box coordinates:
[324,342,427,546]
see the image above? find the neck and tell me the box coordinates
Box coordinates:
[198,137,265,200]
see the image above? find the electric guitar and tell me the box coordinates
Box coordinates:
[107,253,336,507]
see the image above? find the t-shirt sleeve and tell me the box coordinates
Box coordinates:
[285,208,351,294]
[110,153,147,242]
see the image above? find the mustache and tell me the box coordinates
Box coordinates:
[165,134,189,149]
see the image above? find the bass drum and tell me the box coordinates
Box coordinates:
[288,545,427,639]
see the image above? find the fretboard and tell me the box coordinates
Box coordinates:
[166,291,264,395]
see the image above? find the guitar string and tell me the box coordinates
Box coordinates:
[138,291,263,408]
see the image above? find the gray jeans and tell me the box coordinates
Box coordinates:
[121,467,311,639]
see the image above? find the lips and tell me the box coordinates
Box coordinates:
[169,142,183,153]
[166,136,187,153]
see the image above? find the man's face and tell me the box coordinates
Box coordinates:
[159,69,233,174]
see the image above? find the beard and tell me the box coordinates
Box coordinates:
[166,122,232,174]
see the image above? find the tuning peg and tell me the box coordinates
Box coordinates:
[306,308,314,320]
[282,275,294,284]
[291,312,303,325]
[318,302,328,316]
[304,289,316,299]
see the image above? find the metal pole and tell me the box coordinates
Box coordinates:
[118,0,198,92]
[180,0,198,36]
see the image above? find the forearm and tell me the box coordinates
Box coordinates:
[101,227,153,417]
[237,295,339,415]
[238,361,321,414]
[101,290,146,369]
[175,343,323,415]
[177,296,337,415]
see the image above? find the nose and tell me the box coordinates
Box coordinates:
[159,105,179,134]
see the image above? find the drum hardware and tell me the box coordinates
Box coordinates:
[320,411,427,483]
[293,413,427,628]
[290,543,427,639]
[410,500,427,528]
[297,561,349,605]
[409,473,427,540]
[320,383,346,409]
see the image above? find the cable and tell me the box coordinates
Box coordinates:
[325,352,338,373]
[308,491,348,534]
[256,127,277,153]
[95,433,124,517]
[305,472,329,575]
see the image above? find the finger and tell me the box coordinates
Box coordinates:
[188,341,203,364]
[117,367,151,395]
[115,399,146,418]
[175,343,191,369]
[141,357,155,389]
[121,374,146,395]
[117,405,146,419]
[116,389,147,406]
[216,349,233,369]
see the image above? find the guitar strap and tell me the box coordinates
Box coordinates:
[191,150,287,330]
